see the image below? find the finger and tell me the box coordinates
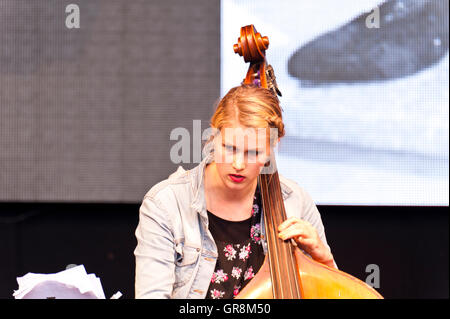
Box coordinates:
[279,217,314,233]
[278,227,307,241]
[278,217,301,232]
[279,221,312,238]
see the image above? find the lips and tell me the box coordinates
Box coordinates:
[229,174,245,183]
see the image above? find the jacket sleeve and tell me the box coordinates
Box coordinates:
[134,196,176,298]
[297,186,338,269]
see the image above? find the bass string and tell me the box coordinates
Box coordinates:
[261,172,301,298]
[271,171,301,299]
[260,175,281,296]
[266,175,294,298]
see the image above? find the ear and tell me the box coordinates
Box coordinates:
[276,137,281,145]
[271,137,281,149]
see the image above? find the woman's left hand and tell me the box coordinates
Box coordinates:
[278,217,335,268]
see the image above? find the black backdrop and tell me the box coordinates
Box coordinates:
[0,203,448,299]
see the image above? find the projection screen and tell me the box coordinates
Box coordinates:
[221,0,449,206]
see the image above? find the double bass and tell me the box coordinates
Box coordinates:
[233,25,383,299]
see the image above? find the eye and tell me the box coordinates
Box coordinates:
[223,144,235,152]
[247,150,260,156]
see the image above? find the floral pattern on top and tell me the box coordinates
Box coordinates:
[223,245,237,261]
[206,188,264,299]
[250,223,262,244]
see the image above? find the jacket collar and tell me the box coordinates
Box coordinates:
[189,150,213,215]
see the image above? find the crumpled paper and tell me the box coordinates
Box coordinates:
[13,265,106,299]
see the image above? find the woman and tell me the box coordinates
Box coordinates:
[134,85,335,299]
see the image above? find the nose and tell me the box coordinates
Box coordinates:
[232,153,245,171]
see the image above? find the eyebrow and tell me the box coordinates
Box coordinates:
[222,142,261,153]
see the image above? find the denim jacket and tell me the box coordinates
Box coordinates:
[134,152,332,299]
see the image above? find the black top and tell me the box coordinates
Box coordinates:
[205,187,265,299]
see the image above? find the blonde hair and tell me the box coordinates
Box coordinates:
[210,84,285,142]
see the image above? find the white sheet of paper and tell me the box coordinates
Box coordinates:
[13,265,106,299]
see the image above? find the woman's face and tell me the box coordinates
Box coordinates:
[213,124,272,192]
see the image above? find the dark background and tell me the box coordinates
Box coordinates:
[0,0,219,202]
[0,203,448,299]
[0,0,448,299]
